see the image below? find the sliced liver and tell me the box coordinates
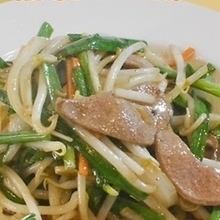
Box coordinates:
[134,83,172,129]
[56,92,156,145]
[156,129,220,206]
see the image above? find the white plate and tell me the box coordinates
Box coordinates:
[0,0,220,65]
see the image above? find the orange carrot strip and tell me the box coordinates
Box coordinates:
[66,59,75,98]
[182,47,195,61]
[70,57,81,70]
[79,154,89,176]
[169,47,195,67]
[169,61,176,68]
[66,57,80,98]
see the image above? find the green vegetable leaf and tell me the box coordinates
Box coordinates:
[190,97,209,160]
[59,34,144,57]
[20,213,36,220]
[0,175,25,204]
[63,145,76,169]
[42,63,62,109]
[0,131,50,145]
[73,66,89,96]
[0,57,9,69]
[37,22,53,38]
[78,52,94,95]
[112,196,165,220]
[211,207,220,220]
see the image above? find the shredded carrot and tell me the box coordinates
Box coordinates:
[66,59,75,98]
[79,154,89,176]
[70,57,80,69]
[169,61,176,68]
[66,57,90,176]
[169,47,195,67]
[182,47,195,61]
[66,57,80,98]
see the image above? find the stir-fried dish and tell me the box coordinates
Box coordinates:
[0,22,220,220]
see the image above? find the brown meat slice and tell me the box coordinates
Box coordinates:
[56,93,156,145]
[156,129,220,206]
[134,83,172,129]
[152,98,172,129]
